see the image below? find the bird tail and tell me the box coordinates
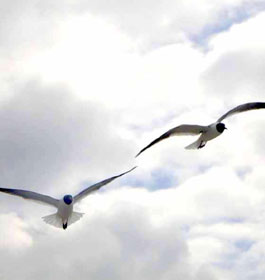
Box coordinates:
[68,211,85,226]
[185,137,206,150]
[42,213,62,228]
[42,212,85,229]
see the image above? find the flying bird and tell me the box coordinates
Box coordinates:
[136,102,265,157]
[0,167,136,230]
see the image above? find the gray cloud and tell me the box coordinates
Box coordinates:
[0,202,218,280]
[0,79,134,196]
[202,50,265,99]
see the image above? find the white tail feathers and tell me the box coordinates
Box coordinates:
[42,212,85,229]
[185,138,206,149]
[68,212,85,226]
[42,213,62,228]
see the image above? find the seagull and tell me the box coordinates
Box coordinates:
[136,102,265,156]
[0,167,136,230]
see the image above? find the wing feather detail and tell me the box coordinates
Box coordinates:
[217,102,265,122]
[74,167,137,203]
[135,124,207,157]
[0,187,59,208]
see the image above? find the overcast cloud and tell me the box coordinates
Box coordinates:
[0,1,265,280]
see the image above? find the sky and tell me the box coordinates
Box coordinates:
[0,0,265,279]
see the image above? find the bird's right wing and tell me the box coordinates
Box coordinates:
[74,167,137,203]
[217,102,265,122]
[0,187,59,208]
[135,124,207,157]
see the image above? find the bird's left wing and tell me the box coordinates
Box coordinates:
[74,167,137,203]
[217,102,265,122]
[135,124,207,157]
[0,187,59,208]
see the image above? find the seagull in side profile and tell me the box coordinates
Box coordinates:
[136,102,265,157]
[0,167,136,230]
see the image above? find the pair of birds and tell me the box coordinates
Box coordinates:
[0,102,264,230]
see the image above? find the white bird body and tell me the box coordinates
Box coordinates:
[185,123,223,149]
[136,102,265,156]
[204,123,223,141]
[0,167,136,230]
[57,198,74,227]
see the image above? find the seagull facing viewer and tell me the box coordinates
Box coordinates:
[0,167,136,230]
[136,102,265,157]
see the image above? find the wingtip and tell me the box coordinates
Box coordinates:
[120,166,137,177]
[135,152,141,158]
[135,148,146,158]
[129,166,137,172]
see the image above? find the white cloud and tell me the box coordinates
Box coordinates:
[202,11,265,100]
[1,162,263,280]
[0,1,265,280]
[0,191,207,280]
[69,0,265,49]
[0,213,32,249]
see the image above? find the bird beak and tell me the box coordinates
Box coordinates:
[225,127,227,130]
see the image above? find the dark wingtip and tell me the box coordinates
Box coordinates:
[0,187,17,195]
[125,166,137,174]
[135,150,144,158]
[253,102,265,108]
[135,132,171,158]
[135,145,150,157]
[118,166,137,178]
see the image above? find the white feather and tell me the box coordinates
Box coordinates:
[42,213,62,228]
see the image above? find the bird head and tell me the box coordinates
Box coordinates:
[63,195,73,205]
[216,123,227,133]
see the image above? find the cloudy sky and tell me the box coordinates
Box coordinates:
[0,0,265,279]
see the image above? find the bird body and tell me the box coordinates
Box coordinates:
[57,196,74,229]
[0,167,136,230]
[136,102,265,156]
[204,123,219,139]
[185,122,226,149]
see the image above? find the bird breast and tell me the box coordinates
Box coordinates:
[203,123,222,141]
[57,199,73,220]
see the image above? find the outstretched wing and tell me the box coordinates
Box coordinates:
[217,102,265,122]
[74,167,137,203]
[135,124,207,157]
[0,187,59,208]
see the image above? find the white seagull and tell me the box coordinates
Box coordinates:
[0,167,136,230]
[136,102,265,157]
